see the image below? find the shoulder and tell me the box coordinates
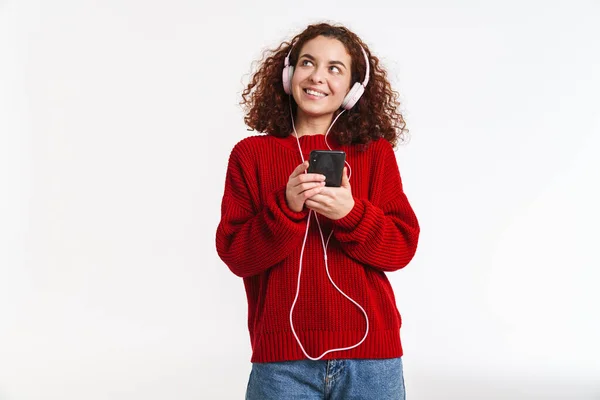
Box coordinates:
[359,138,399,174]
[228,134,274,160]
[232,134,271,153]
[363,137,396,159]
[371,137,394,151]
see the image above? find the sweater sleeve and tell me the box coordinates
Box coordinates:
[330,141,420,272]
[215,141,309,278]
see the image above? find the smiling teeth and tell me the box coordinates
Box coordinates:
[306,89,326,97]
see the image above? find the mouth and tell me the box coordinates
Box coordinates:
[303,88,328,98]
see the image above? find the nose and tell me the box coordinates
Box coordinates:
[309,67,325,84]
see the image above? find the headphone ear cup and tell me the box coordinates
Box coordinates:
[341,83,365,110]
[282,65,294,95]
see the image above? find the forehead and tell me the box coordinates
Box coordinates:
[298,36,351,64]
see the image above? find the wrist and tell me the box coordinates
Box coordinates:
[331,197,363,228]
[279,188,308,220]
[332,198,355,220]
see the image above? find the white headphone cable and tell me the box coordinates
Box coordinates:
[288,101,369,360]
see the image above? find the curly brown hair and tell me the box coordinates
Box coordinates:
[240,22,409,148]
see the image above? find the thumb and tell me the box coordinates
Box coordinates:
[292,160,309,178]
[341,167,351,189]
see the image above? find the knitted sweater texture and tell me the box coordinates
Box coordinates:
[216,133,420,362]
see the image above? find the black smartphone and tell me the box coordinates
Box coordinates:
[307,150,346,187]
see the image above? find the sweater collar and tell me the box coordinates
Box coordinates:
[273,133,343,153]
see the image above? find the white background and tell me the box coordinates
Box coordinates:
[1,0,599,399]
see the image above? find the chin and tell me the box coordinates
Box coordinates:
[297,102,338,118]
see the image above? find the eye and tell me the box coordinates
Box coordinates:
[300,59,313,67]
[330,65,341,73]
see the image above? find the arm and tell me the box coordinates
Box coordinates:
[330,142,420,272]
[215,143,309,278]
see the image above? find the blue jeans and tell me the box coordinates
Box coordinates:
[246,358,405,400]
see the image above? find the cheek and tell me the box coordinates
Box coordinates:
[291,69,308,88]
[332,79,351,96]
[290,73,307,103]
[290,72,300,87]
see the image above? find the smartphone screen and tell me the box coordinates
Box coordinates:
[307,150,346,187]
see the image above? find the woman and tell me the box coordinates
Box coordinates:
[216,22,420,399]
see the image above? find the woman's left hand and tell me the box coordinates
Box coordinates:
[305,167,355,220]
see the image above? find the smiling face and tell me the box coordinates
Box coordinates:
[291,35,353,124]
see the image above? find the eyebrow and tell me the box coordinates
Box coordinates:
[299,53,348,70]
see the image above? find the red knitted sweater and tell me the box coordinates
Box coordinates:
[216,133,420,363]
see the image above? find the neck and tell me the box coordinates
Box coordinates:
[293,110,334,137]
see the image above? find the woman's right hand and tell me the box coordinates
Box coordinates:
[286,161,326,213]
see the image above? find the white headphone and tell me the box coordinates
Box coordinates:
[282,39,370,110]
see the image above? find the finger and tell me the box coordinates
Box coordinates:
[303,187,331,201]
[305,193,327,203]
[305,197,327,213]
[298,181,326,194]
[341,167,351,189]
[305,199,319,210]
[290,161,309,178]
[296,173,326,184]
[299,186,326,201]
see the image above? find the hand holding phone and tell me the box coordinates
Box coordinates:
[285,161,327,213]
[304,150,354,220]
